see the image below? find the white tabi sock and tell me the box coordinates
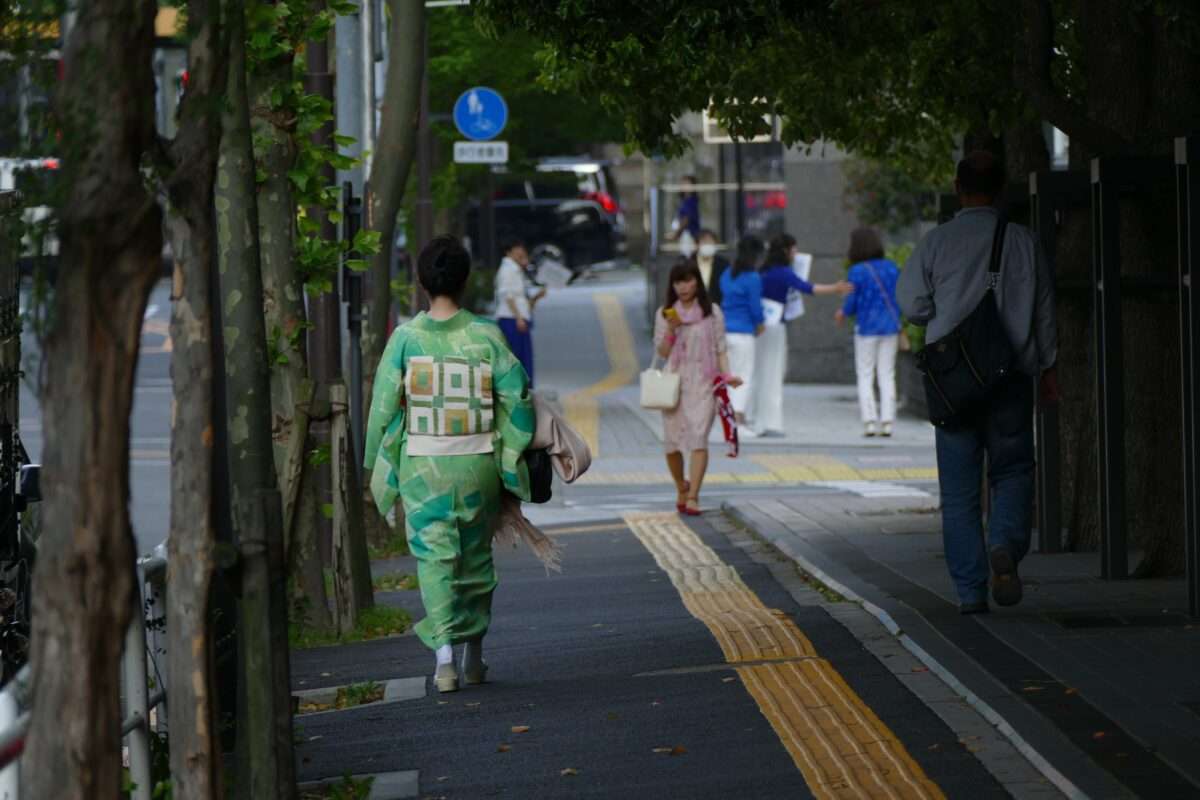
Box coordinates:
[435,644,454,666]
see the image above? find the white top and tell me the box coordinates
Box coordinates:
[494,256,531,320]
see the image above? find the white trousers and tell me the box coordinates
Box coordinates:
[748,323,787,432]
[854,334,899,423]
[726,333,757,415]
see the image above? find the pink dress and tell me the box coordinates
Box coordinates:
[653,305,727,453]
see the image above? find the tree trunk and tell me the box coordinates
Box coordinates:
[24,1,160,797]
[250,55,334,633]
[360,0,425,549]
[161,2,228,796]
[216,5,296,798]
[1059,2,1196,573]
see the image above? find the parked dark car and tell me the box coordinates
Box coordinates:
[465,158,628,275]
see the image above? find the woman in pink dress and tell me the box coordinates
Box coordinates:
[654,258,743,515]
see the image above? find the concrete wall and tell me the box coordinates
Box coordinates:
[782,143,862,384]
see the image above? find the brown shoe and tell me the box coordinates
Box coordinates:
[989,547,1023,607]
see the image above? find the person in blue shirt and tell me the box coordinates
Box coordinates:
[835,227,903,437]
[719,236,766,428]
[669,175,701,257]
[750,233,852,436]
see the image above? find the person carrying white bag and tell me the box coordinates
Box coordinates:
[648,258,742,515]
[748,234,853,437]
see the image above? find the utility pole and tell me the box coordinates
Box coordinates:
[413,24,433,311]
[335,9,364,192]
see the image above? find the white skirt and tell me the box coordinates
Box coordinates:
[725,333,757,415]
[748,322,787,433]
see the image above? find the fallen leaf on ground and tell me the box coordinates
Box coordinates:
[465,702,480,708]
[652,747,672,754]
[1021,686,1044,692]
[927,744,941,751]
[561,768,579,777]
[1092,731,1107,740]
[911,667,928,673]
[511,725,531,734]
[722,677,736,683]
[1064,688,1078,695]
[670,745,687,756]
[497,744,511,753]
[436,776,449,782]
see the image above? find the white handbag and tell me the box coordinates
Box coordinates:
[640,356,681,410]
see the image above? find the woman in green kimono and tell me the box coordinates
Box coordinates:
[365,235,535,693]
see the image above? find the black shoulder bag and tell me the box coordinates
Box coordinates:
[916,217,1016,427]
[525,448,554,503]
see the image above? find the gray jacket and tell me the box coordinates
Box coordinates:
[897,206,1057,377]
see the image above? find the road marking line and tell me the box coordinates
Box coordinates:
[624,511,944,800]
[562,293,639,456]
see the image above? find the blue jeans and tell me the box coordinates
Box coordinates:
[934,376,1035,605]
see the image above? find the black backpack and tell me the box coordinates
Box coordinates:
[916,218,1016,427]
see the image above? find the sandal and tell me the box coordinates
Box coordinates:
[676,480,691,513]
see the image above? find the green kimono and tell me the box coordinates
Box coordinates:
[364,310,534,650]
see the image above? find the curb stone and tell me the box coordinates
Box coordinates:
[293,677,426,718]
[298,769,419,800]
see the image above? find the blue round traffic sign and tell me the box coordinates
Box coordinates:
[453,86,508,141]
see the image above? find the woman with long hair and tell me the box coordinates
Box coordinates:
[750,233,852,436]
[835,227,903,436]
[718,236,766,430]
[365,235,536,692]
[655,258,742,514]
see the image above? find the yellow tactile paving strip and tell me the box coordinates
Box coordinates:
[562,293,640,456]
[575,461,938,486]
[624,511,945,800]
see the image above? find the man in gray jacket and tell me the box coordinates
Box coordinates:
[897,151,1059,614]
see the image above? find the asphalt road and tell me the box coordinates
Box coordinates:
[18,281,172,555]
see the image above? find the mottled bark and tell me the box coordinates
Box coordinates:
[162,2,228,796]
[250,53,333,633]
[361,0,425,549]
[215,5,296,797]
[24,1,160,797]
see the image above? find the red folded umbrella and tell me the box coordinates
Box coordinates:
[713,376,739,458]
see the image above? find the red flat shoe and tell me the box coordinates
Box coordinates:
[682,499,702,516]
[676,481,690,513]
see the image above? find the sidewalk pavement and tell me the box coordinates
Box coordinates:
[726,492,1200,799]
[576,384,938,489]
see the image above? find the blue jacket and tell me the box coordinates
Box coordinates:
[719,269,764,334]
[841,258,902,336]
[760,263,814,302]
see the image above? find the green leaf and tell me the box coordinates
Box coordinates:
[345,259,368,272]
[287,169,310,191]
[320,503,335,520]
[333,133,358,148]
[352,229,382,256]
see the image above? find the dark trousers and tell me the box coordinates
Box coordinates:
[934,376,1035,605]
[498,317,534,387]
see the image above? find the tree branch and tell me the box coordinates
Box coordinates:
[1017,0,1129,155]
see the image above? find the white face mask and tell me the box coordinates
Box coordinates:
[698,243,718,258]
